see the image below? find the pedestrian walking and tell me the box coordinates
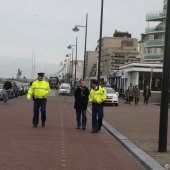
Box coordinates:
[143,86,151,105]
[74,80,89,130]
[134,85,140,105]
[27,73,51,128]
[89,80,106,133]
[3,79,12,103]
[128,83,134,105]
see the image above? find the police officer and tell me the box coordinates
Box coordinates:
[89,80,106,133]
[27,73,51,128]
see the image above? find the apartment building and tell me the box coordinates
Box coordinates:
[96,31,139,81]
[71,60,84,81]
[85,51,97,78]
[143,0,167,63]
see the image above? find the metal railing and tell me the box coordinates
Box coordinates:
[146,10,166,21]
[144,39,164,47]
[144,54,163,60]
[145,25,165,33]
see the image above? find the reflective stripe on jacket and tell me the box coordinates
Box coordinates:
[89,86,106,104]
[27,80,51,100]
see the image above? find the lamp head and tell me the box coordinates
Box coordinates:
[67,45,72,49]
[72,26,80,32]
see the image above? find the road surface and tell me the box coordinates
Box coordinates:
[0,92,145,170]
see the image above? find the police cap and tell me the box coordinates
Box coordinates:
[37,72,45,77]
[91,79,99,85]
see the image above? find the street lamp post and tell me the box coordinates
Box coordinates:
[75,37,78,86]
[66,54,72,83]
[63,64,66,81]
[150,67,155,91]
[67,37,78,89]
[158,0,170,152]
[67,47,74,81]
[97,0,104,83]
[72,13,88,80]
[64,58,70,83]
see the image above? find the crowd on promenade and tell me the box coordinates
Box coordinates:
[124,83,151,105]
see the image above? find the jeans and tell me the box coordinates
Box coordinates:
[144,97,149,105]
[3,90,10,102]
[92,103,104,131]
[129,95,133,104]
[33,98,47,126]
[76,110,87,128]
[135,97,139,105]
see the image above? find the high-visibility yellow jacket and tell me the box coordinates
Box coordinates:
[89,86,106,104]
[27,80,51,100]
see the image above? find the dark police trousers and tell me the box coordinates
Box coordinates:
[33,98,47,126]
[92,103,104,131]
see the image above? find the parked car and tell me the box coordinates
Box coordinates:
[0,83,5,101]
[17,83,25,96]
[0,83,11,102]
[103,86,119,106]
[23,83,30,94]
[59,83,71,95]
[1,80,13,99]
[11,81,19,98]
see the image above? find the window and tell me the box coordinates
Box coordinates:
[154,48,157,54]
[149,35,154,40]
[148,48,154,54]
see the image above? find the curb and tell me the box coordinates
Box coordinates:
[87,108,166,170]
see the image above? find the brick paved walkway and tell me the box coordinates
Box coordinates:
[0,94,144,170]
[103,100,170,167]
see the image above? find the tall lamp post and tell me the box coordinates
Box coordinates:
[158,0,170,152]
[150,67,155,91]
[97,0,104,83]
[64,59,70,83]
[67,46,74,81]
[72,13,88,80]
[67,37,78,89]
[63,63,66,81]
[66,54,72,83]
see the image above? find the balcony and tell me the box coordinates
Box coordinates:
[144,39,164,48]
[145,25,165,34]
[144,54,163,61]
[146,10,166,21]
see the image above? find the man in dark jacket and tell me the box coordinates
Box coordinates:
[3,79,12,101]
[3,79,12,90]
[143,85,151,105]
[74,80,90,130]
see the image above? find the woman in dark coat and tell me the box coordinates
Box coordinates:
[74,80,90,130]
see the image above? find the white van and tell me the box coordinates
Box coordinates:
[59,83,71,95]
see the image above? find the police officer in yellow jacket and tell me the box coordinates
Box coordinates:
[89,80,106,133]
[27,73,51,128]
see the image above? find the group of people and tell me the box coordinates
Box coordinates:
[26,72,153,132]
[127,83,151,105]
[27,73,106,133]
[74,79,106,133]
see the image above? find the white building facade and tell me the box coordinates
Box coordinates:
[119,63,163,91]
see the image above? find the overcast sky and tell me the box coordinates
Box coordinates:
[0,0,163,78]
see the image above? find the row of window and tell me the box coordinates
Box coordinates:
[144,47,164,55]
